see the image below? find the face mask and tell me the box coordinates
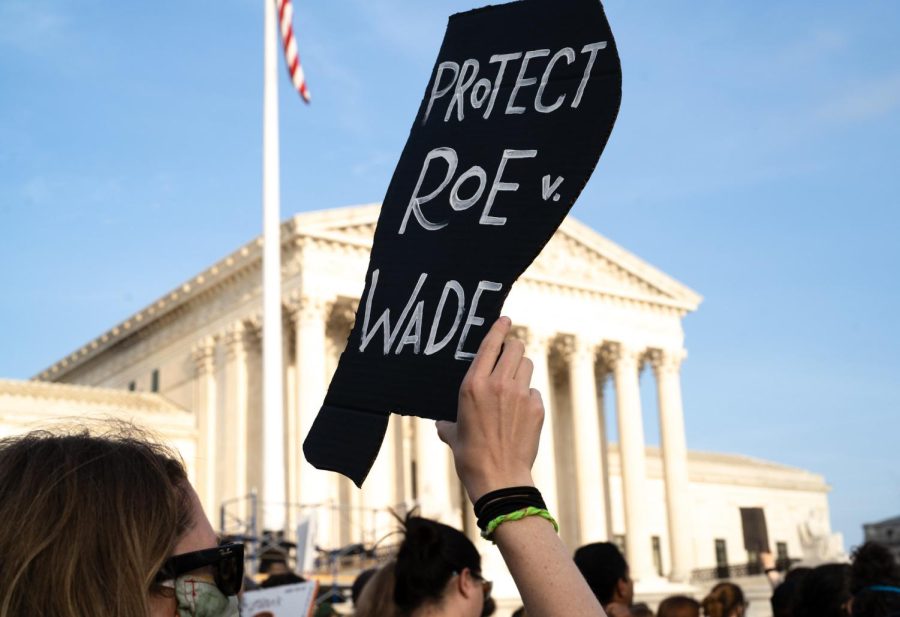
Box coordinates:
[173,575,240,617]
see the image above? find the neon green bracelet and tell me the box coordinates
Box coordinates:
[481,506,559,542]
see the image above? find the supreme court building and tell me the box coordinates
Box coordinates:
[6,204,841,596]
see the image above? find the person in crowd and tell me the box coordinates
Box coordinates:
[770,567,811,617]
[354,560,399,617]
[314,601,339,617]
[761,551,784,589]
[849,542,900,617]
[701,582,747,617]
[481,594,497,617]
[573,542,634,616]
[352,567,379,607]
[511,607,527,617]
[0,424,243,617]
[657,595,700,617]
[0,317,606,617]
[435,316,615,617]
[630,603,654,617]
[260,571,307,588]
[258,546,292,576]
[393,515,491,617]
[792,563,851,617]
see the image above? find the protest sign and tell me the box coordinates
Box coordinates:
[304,0,622,485]
[242,581,318,617]
[740,507,771,553]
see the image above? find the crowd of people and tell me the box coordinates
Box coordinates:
[0,316,897,617]
[346,530,900,617]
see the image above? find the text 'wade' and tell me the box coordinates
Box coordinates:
[359,269,502,361]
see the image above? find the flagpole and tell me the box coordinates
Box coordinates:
[262,0,286,533]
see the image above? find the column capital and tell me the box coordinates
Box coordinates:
[224,320,251,359]
[245,312,263,333]
[191,336,217,375]
[328,299,359,334]
[287,291,334,326]
[599,341,643,372]
[647,348,687,376]
[572,336,600,362]
[512,326,554,355]
[509,324,530,344]
[550,334,576,360]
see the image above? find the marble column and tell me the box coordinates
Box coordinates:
[604,342,654,582]
[363,412,398,543]
[651,348,692,582]
[224,321,250,505]
[291,294,333,546]
[415,417,458,525]
[192,336,218,515]
[569,336,609,545]
[522,328,559,518]
[595,364,615,541]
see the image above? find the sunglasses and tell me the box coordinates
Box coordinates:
[474,573,493,599]
[155,542,245,596]
[455,569,493,600]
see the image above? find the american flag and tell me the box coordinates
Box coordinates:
[276,0,311,103]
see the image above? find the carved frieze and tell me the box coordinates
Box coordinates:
[526,234,670,302]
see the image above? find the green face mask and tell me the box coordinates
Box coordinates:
[173,575,240,617]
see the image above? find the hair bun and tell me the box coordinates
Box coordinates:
[404,517,442,558]
[701,597,724,617]
[393,514,480,613]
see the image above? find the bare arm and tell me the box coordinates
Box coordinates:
[760,551,783,589]
[438,316,606,617]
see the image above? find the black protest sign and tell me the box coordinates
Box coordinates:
[304,0,622,486]
[740,508,771,553]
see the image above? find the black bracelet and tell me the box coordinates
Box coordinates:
[765,567,779,574]
[474,486,542,518]
[474,487,546,532]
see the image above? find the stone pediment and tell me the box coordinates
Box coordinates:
[291,203,380,245]
[526,234,660,299]
[36,204,699,381]
[524,220,701,311]
[296,204,701,311]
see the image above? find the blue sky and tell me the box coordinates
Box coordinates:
[1,1,898,550]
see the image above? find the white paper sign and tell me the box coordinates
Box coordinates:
[242,581,318,617]
[296,513,317,573]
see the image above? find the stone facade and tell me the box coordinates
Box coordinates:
[15,204,836,598]
[864,516,900,563]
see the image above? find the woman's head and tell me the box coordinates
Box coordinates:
[701,582,746,617]
[793,563,851,617]
[0,425,195,617]
[658,595,700,617]
[850,542,900,617]
[394,515,484,617]
[355,559,399,617]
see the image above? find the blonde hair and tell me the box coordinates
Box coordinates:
[0,425,192,617]
[702,582,746,617]
[355,559,400,617]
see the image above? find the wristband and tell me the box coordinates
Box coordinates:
[474,486,542,517]
[474,486,546,532]
[481,506,559,542]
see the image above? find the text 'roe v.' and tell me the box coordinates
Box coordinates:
[304,0,622,485]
